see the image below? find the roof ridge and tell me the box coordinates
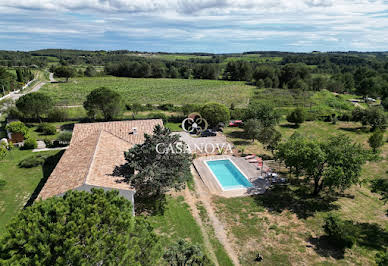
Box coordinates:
[82,129,104,185]
[101,129,133,144]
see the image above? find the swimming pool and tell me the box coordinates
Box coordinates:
[205,159,253,190]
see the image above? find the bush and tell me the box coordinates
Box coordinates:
[201,103,230,127]
[48,108,68,122]
[6,107,24,120]
[182,104,202,116]
[167,115,185,123]
[18,155,46,168]
[147,112,168,123]
[323,214,357,249]
[338,112,352,121]
[57,131,72,144]
[230,108,246,120]
[0,179,6,189]
[22,138,37,150]
[158,103,174,111]
[37,123,56,135]
[5,121,30,138]
[42,137,53,148]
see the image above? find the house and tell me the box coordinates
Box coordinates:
[38,119,163,209]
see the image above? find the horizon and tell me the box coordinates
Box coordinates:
[2,49,388,54]
[1,1,388,52]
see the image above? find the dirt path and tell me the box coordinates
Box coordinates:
[183,187,219,265]
[186,168,241,266]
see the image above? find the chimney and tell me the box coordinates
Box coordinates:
[132,127,137,135]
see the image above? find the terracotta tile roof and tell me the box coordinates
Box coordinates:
[38,119,163,200]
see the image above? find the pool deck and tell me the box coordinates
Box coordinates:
[193,155,270,198]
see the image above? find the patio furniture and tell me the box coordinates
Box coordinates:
[244,154,256,160]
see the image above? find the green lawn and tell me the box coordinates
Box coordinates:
[223,120,388,265]
[39,76,254,107]
[0,149,63,232]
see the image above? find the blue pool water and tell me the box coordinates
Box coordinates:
[206,159,253,190]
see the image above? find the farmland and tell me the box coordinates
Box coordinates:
[40,76,254,106]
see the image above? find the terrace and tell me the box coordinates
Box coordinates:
[193,155,270,197]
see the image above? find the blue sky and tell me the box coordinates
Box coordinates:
[0,0,387,52]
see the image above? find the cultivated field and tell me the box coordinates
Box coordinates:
[40,76,254,106]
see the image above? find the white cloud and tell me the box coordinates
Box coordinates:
[0,0,387,51]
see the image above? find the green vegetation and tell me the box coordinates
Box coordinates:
[0,149,62,232]
[163,239,213,266]
[200,102,230,127]
[16,92,54,121]
[39,76,253,106]
[115,125,192,200]
[148,196,207,254]
[83,87,124,120]
[0,189,162,265]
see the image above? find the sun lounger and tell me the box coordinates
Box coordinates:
[244,154,256,160]
[248,158,260,163]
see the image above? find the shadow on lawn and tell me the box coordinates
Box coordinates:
[24,150,65,208]
[308,222,388,259]
[251,180,342,219]
[338,126,369,134]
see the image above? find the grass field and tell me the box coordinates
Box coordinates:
[0,149,63,233]
[223,120,388,265]
[39,76,254,106]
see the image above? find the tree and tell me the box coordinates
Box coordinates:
[200,103,230,128]
[244,119,261,142]
[83,87,124,121]
[16,92,54,121]
[365,106,387,131]
[382,97,388,111]
[53,66,75,82]
[368,130,384,153]
[114,125,192,199]
[323,214,357,249]
[0,189,162,265]
[257,127,282,155]
[277,134,368,195]
[84,66,97,77]
[163,239,213,266]
[244,102,280,128]
[286,108,305,127]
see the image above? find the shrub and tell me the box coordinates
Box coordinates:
[338,112,352,121]
[167,115,185,123]
[368,130,384,153]
[42,137,53,148]
[158,103,174,111]
[18,155,46,168]
[5,121,30,138]
[182,104,202,116]
[23,138,37,150]
[6,107,24,120]
[201,102,230,127]
[323,214,357,249]
[57,131,72,144]
[286,108,305,127]
[230,108,246,120]
[0,179,6,189]
[48,108,68,122]
[37,123,57,135]
[147,112,167,123]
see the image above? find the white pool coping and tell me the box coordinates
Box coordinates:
[204,158,253,192]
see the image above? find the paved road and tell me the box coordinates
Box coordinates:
[0,72,54,115]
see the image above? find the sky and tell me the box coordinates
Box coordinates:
[0,0,387,53]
